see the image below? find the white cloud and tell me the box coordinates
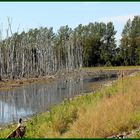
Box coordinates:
[98,14,136,24]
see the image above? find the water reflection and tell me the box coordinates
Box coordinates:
[0,74,116,125]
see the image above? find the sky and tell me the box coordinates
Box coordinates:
[0,2,140,45]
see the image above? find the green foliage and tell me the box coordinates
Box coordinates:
[119,16,140,66]
[6,19,140,70]
[3,16,140,70]
[74,22,117,67]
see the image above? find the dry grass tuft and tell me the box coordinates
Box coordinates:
[63,74,140,138]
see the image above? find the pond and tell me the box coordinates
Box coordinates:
[0,73,117,125]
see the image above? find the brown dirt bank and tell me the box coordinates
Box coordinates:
[0,75,55,91]
[0,69,81,91]
[0,68,139,92]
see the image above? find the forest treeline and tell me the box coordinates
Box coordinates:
[0,16,140,80]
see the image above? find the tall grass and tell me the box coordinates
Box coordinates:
[63,73,140,138]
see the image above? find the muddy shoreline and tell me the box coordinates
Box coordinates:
[0,68,139,92]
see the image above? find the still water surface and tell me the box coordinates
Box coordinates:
[0,74,116,125]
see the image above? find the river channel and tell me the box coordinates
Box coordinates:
[0,73,117,125]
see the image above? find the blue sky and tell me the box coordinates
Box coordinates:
[0,2,140,45]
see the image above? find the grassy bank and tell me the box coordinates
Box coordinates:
[63,73,140,138]
[83,66,140,70]
[1,70,140,138]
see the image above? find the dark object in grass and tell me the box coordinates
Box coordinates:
[6,118,26,138]
[6,126,26,138]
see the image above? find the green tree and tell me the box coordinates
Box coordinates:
[100,22,117,66]
[120,16,140,65]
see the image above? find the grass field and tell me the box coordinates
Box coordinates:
[1,67,140,138]
[83,66,140,70]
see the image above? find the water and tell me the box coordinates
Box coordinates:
[0,73,116,125]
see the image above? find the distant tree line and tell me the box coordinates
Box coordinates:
[118,16,140,66]
[0,16,140,80]
[0,24,83,80]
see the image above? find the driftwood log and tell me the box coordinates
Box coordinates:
[6,126,26,138]
[6,118,26,138]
